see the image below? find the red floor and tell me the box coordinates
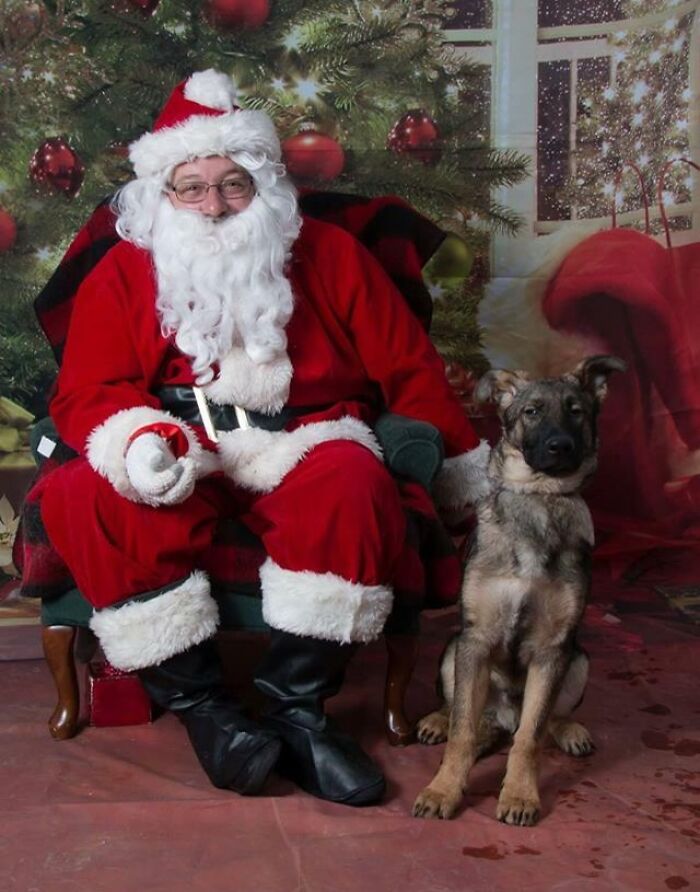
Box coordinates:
[1,569,698,892]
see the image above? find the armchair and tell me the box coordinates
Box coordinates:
[17,190,464,747]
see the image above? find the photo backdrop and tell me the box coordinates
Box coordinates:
[1,0,698,596]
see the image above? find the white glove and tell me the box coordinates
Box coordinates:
[124,432,196,506]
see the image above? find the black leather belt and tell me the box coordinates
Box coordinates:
[156,386,329,434]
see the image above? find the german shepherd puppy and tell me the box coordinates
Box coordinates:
[413,355,625,825]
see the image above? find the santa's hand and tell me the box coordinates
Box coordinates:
[124,432,196,506]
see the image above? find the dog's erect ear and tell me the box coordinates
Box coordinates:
[475,369,531,410]
[571,355,626,402]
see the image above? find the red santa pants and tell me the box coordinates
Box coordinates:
[40,440,407,612]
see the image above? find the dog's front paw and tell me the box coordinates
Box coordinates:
[416,711,449,745]
[551,720,595,757]
[412,785,462,820]
[496,789,541,826]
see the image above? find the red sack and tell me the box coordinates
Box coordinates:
[543,159,700,549]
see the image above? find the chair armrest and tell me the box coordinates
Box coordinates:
[374,413,444,491]
[30,416,77,467]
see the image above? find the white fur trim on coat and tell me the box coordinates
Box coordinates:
[260,559,393,644]
[89,571,219,671]
[202,347,292,414]
[433,440,492,510]
[129,109,281,179]
[86,405,207,502]
[217,416,383,493]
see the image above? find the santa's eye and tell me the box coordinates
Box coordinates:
[172,182,207,201]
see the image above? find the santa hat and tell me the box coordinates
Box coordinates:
[128,69,281,179]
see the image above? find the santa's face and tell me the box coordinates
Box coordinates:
[134,154,302,384]
[167,156,255,219]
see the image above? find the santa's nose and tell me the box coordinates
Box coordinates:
[200,187,229,218]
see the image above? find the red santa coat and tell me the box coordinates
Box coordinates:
[41,216,488,670]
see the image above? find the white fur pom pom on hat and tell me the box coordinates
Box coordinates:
[183,69,238,112]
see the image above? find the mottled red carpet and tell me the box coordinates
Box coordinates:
[1,562,698,891]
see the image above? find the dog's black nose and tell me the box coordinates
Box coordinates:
[545,435,575,456]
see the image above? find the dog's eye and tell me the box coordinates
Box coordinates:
[523,406,539,417]
[569,404,583,416]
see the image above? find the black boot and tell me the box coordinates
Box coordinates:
[254,629,385,806]
[138,639,281,795]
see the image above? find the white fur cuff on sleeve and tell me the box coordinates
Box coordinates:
[432,440,492,510]
[86,405,207,503]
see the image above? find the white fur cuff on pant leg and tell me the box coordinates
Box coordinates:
[89,571,219,671]
[260,558,393,644]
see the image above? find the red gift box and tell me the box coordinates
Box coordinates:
[88,660,153,727]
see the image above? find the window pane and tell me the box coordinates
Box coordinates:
[538,0,624,27]
[538,60,570,221]
[446,1,492,29]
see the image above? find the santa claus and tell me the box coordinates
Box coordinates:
[39,69,489,805]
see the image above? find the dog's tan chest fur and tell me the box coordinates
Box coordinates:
[463,490,591,662]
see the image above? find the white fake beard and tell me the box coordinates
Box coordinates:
[150,186,301,384]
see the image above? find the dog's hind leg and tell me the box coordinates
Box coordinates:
[548,650,594,757]
[416,704,450,745]
[417,636,456,745]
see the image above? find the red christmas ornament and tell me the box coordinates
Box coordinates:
[5,2,46,47]
[29,138,85,198]
[282,128,345,182]
[204,0,270,30]
[387,109,441,165]
[0,208,17,253]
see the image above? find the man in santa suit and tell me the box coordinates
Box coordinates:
[40,69,489,806]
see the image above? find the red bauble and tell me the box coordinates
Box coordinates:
[204,0,270,30]
[0,209,17,253]
[5,2,46,47]
[282,129,345,182]
[387,109,442,165]
[29,138,85,198]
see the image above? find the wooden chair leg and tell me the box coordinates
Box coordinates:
[75,626,98,664]
[41,625,81,740]
[383,633,419,746]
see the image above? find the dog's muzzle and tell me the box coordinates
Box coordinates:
[525,430,584,476]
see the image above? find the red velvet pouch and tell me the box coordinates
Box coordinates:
[88,661,152,727]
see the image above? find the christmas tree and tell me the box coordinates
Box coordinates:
[568,0,693,228]
[0,0,529,416]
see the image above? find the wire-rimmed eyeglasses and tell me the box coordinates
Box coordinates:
[168,176,254,203]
